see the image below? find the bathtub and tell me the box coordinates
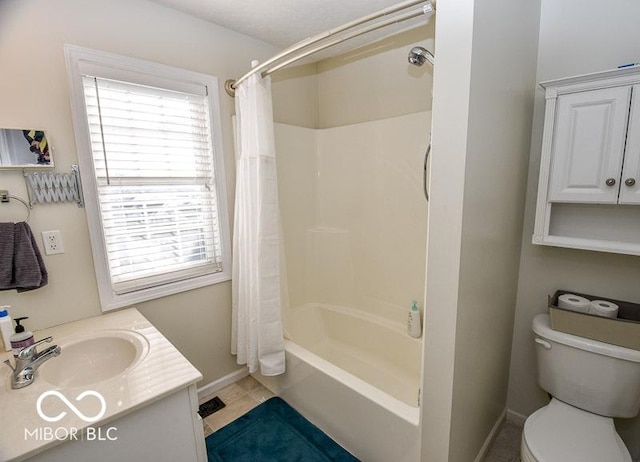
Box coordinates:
[253,303,422,462]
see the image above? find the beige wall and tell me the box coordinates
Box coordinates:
[0,0,287,386]
[421,0,540,460]
[272,64,319,129]
[317,26,434,128]
[508,0,640,457]
[449,1,540,460]
[271,25,434,130]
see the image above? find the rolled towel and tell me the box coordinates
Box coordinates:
[557,294,591,314]
[589,300,619,319]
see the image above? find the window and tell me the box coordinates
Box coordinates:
[65,45,231,311]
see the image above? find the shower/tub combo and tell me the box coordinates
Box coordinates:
[256,98,431,462]
[227,1,435,461]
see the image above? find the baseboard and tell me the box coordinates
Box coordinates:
[473,409,507,462]
[197,367,249,402]
[506,408,527,427]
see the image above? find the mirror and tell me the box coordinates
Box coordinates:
[0,128,54,168]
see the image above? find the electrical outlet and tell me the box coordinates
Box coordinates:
[42,230,65,255]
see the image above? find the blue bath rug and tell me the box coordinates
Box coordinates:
[206,397,359,461]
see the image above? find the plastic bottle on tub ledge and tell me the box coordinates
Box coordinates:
[408,300,422,338]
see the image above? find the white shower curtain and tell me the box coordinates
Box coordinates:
[231,64,285,376]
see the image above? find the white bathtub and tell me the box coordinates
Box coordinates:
[254,303,422,462]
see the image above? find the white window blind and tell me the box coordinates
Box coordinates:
[82,76,223,294]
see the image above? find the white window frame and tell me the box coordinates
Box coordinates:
[65,45,231,311]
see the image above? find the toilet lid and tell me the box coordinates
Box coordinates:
[523,399,631,462]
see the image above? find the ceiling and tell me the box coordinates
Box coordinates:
[147,0,419,49]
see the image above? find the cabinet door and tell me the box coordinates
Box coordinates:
[548,86,631,203]
[619,85,640,204]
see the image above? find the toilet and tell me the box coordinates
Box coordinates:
[521,314,640,462]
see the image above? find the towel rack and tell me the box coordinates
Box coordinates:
[0,190,31,222]
[23,164,84,208]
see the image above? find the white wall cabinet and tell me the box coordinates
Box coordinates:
[547,86,632,204]
[534,66,640,255]
[619,87,640,204]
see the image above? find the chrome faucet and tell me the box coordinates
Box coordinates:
[3,337,61,389]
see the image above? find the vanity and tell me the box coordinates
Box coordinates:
[0,308,206,462]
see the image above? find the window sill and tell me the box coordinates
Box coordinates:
[99,270,231,312]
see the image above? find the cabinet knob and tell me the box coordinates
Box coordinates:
[625,178,636,187]
[605,178,617,186]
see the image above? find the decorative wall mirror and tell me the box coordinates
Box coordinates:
[0,128,54,168]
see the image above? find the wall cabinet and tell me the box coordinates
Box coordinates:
[534,66,640,255]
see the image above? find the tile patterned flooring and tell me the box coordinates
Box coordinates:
[201,376,523,461]
[485,422,523,462]
[200,375,275,437]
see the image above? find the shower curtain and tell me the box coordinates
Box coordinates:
[231,64,285,376]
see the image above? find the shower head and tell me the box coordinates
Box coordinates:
[408,47,435,67]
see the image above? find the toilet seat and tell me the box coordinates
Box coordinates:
[522,399,631,462]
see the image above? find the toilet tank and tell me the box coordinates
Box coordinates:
[533,314,640,418]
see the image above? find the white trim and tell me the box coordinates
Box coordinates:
[0,130,11,165]
[197,368,249,403]
[473,409,507,462]
[64,44,232,311]
[540,65,640,93]
[539,235,640,257]
[64,45,220,94]
[532,86,558,245]
[187,385,207,462]
[101,272,232,311]
[506,408,528,427]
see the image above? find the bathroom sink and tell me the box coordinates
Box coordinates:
[38,330,149,388]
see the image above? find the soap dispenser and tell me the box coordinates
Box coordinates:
[10,317,35,357]
[408,300,422,338]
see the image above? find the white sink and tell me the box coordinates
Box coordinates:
[39,330,149,388]
[0,309,203,462]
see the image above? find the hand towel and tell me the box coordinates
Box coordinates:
[0,223,14,288]
[14,222,48,291]
[0,222,48,292]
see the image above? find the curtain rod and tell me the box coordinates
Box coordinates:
[224,0,435,97]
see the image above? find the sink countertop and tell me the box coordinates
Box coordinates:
[0,308,203,462]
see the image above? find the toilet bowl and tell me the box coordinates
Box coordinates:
[522,314,640,462]
[521,399,631,462]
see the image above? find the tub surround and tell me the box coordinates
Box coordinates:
[283,303,422,407]
[0,308,203,462]
[275,113,430,325]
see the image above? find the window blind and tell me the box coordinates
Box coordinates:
[82,76,223,294]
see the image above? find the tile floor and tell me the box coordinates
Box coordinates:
[200,375,275,437]
[201,376,523,461]
[485,422,523,462]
